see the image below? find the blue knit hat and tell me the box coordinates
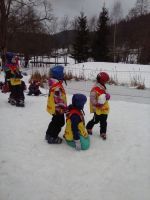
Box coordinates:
[50,65,64,80]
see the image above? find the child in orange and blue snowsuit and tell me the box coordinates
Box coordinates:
[86,72,110,140]
[64,94,90,150]
[45,65,67,144]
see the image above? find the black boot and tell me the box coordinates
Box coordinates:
[100,133,107,140]
[47,136,62,144]
[9,98,16,105]
[16,99,25,107]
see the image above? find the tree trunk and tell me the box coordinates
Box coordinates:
[0,14,8,65]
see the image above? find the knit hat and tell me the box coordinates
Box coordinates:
[50,65,64,80]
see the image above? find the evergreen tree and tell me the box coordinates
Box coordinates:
[71,12,89,63]
[92,6,110,61]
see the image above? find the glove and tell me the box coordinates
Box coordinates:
[106,93,110,100]
[74,140,81,151]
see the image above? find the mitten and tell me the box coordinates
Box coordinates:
[74,140,81,151]
[106,93,110,100]
[96,103,103,108]
[60,104,68,112]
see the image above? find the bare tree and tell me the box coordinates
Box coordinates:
[58,15,71,65]
[136,0,150,15]
[88,15,97,32]
[47,17,59,64]
[0,0,53,64]
[110,1,123,62]
[48,17,58,35]
[127,0,150,19]
[70,16,78,30]
[59,15,70,32]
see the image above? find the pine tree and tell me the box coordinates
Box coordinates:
[71,12,89,63]
[92,6,110,61]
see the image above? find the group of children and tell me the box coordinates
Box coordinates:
[1,53,110,151]
[45,65,111,151]
[1,52,41,107]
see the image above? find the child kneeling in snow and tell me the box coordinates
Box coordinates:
[28,80,41,96]
[64,94,90,151]
[86,72,110,140]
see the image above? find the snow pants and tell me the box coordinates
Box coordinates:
[65,135,90,150]
[86,113,108,134]
[46,114,65,138]
[10,84,25,102]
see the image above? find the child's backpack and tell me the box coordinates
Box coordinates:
[50,65,64,80]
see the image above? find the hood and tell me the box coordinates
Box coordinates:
[6,52,15,64]
[72,94,87,110]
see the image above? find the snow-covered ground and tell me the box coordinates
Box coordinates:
[0,62,150,200]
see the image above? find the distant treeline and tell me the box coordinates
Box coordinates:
[7,13,150,64]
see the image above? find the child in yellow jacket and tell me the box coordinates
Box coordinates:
[46,65,67,144]
[64,94,90,150]
[86,72,110,140]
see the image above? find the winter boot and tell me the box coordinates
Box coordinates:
[100,133,107,140]
[45,134,49,141]
[16,99,25,107]
[9,98,16,105]
[47,136,62,144]
[87,129,93,135]
[27,92,32,96]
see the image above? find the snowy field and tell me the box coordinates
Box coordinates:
[29,57,150,88]
[0,62,150,200]
[65,62,150,88]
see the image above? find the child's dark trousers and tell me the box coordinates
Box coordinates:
[86,113,108,134]
[46,114,65,138]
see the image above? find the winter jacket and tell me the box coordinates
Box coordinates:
[47,78,67,114]
[64,107,88,141]
[4,63,22,86]
[90,82,110,115]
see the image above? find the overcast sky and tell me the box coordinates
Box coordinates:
[50,0,137,19]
